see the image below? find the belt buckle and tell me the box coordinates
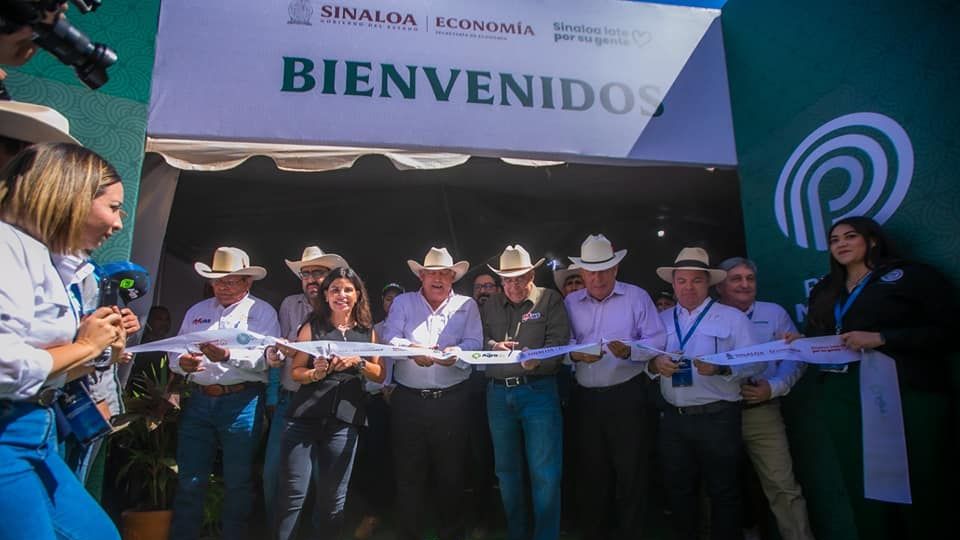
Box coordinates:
[676,406,687,416]
[419,389,436,399]
[504,376,522,388]
[36,388,60,407]
[205,385,225,397]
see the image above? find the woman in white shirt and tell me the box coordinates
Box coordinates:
[0,143,126,540]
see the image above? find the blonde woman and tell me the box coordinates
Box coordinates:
[0,143,126,540]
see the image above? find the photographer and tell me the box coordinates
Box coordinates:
[1,0,116,95]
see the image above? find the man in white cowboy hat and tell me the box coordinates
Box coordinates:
[552,263,584,298]
[480,244,570,540]
[648,247,763,540]
[563,233,666,540]
[261,245,348,526]
[716,257,814,540]
[381,246,482,540]
[0,100,80,167]
[168,246,281,540]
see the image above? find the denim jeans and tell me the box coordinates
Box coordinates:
[0,401,120,540]
[170,385,263,540]
[274,418,358,540]
[487,376,563,540]
[262,389,292,528]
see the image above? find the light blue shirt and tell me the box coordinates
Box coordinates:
[382,290,482,389]
[0,222,75,399]
[746,301,804,399]
[565,281,666,388]
[657,297,763,406]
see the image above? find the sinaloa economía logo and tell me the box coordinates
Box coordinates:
[773,112,913,250]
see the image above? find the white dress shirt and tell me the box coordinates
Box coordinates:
[169,294,281,385]
[276,292,313,392]
[381,290,482,389]
[564,281,667,388]
[746,301,805,399]
[0,222,75,399]
[657,297,763,407]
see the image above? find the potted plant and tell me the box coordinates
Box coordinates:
[112,357,180,540]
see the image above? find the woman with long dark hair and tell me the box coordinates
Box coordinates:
[799,216,956,539]
[274,266,385,539]
[0,143,126,540]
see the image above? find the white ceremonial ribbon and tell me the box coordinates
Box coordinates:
[697,335,909,504]
[859,350,911,503]
[699,335,860,366]
[125,328,273,354]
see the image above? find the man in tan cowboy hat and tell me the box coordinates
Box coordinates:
[381,246,482,540]
[168,246,280,540]
[552,263,584,298]
[261,245,348,526]
[648,247,763,540]
[480,244,570,540]
[0,100,80,168]
[563,233,666,540]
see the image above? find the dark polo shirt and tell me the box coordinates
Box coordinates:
[480,286,570,379]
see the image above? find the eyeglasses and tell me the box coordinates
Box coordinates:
[473,283,498,291]
[299,269,329,280]
[211,277,248,288]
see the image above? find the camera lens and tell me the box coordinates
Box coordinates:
[33,16,117,89]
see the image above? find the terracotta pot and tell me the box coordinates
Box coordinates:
[120,509,172,540]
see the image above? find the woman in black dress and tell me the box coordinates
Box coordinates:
[274,266,385,539]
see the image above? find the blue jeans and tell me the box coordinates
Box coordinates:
[487,377,563,540]
[170,385,264,540]
[274,418,358,540]
[0,401,119,540]
[262,389,292,527]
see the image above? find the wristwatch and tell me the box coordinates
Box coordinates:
[357,359,367,373]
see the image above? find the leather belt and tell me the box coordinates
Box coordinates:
[24,387,62,407]
[490,374,551,388]
[665,400,737,416]
[396,380,466,399]
[192,382,262,398]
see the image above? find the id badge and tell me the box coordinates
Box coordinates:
[671,357,694,388]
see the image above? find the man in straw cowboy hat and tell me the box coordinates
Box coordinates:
[168,246,280,540]
[563,234,666,540]
[648,247,764,540]
[715,257,813,540]
[262,245,348,526]
[480,244,570,540]
[552,263,584,298]
[380,246,482,540]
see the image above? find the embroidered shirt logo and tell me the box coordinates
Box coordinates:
[880,269,904,282]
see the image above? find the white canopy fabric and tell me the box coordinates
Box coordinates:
[145,137,563,172]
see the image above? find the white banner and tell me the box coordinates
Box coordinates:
[148,0,734,165]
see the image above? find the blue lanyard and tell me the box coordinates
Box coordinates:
[834,272,872,334]
[674,299,716,352]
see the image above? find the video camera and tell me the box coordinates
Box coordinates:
[0,0,117,89]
